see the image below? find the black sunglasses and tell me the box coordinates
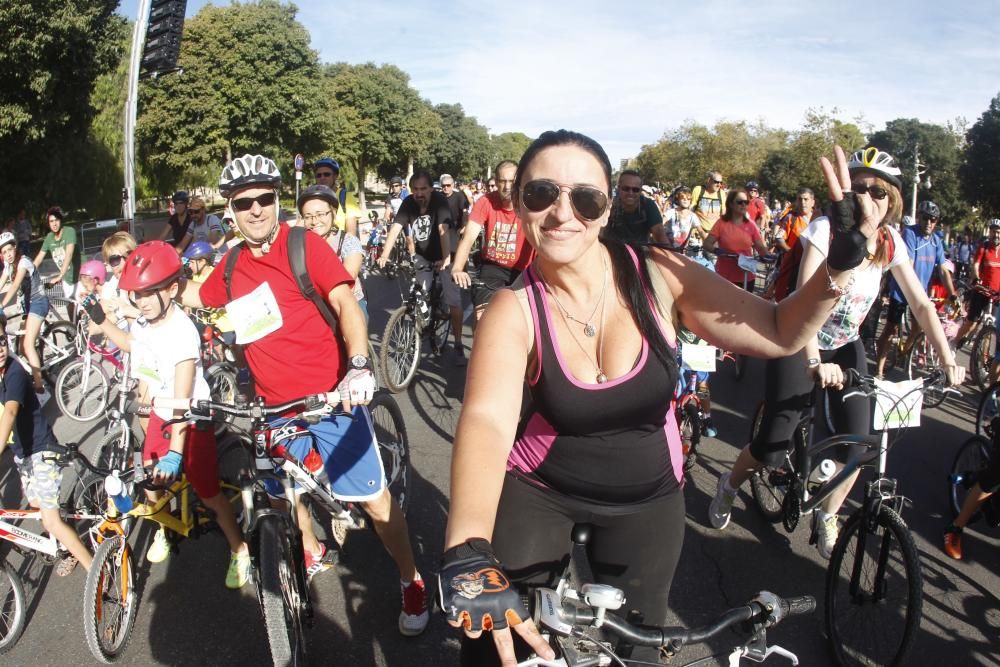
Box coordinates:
[851,183,889,201]
[712,180,724,185]
[107,253,129,267]
[619,186,641,193]
[520,180,609,221]
[231,192,277,212]
[733,199,749,205]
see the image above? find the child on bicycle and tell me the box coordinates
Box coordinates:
[100,231,141,327]
[83,241,250,589]
[0,232,49,391]
[0,313,93,576]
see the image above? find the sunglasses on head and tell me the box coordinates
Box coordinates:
[231,192,277,212]
[619,186,641,194]
[850,183,889,200]
[107,253,129,267]
[520,179,609,221]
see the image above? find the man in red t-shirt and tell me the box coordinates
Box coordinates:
[745,180,770,234]
[178,153,430,635]
[451,160,534,324]
[955,220,1000,347]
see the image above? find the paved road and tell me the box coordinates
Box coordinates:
[1,272,998,666]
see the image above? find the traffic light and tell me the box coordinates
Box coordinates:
[141,0,187,75]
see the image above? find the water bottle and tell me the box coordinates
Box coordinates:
[104,471,133,513]
[303,447,330,489]
[806,459,836,494]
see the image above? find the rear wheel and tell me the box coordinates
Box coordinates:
[380,307,420,393]
[39,320,76,380]
[905,331,946,408]
[970,326,996,392]
[949,435,994,520]
[255,516,308,667]
[367,392,411,513]
[55,357,110,422]
[748,401,792,523]
[205,364,238,437]
[975,382,1000,438]
[83,534,138,663]
[0,563,26,655]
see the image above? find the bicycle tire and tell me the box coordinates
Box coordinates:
[55,357,110,423]
[64,470,110,552]
[904,331,947,409]
[205,363,239,437]
[84,533,138,663]
[748,400,793,524]
[825,505,922,667]
[949,435,994,520]
[368,340,381,390]
[255,516,308,667]
[679,399,700,472]
[970,326,996,392]
[367,391,411,514]
[40,320,76,378]
[975,382,1000,438]
[0,562,26,655]
[380,306,420,393]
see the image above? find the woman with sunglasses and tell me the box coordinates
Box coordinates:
[708,148,963,559]
[100,231,140,326]
[440,130,880,666]
[704,188,771,291]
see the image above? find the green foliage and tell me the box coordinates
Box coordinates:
[424,103,491,179]
[0,0,124,217]
[321,62,441,192]
[490,132,534,169]
[136,0,326,196]
[960,93,1000,219]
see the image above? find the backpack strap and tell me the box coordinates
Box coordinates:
[287,226,339,335]
[222,244,242,302]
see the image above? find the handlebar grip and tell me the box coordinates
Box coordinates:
[781,595,816,617]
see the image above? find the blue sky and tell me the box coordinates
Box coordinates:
[122,0,1000,165]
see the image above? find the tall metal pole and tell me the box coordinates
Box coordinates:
[911,144,920,219]
[123,0,152,237]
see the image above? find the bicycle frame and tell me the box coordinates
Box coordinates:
[0,506,102,558]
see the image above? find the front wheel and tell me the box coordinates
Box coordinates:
[825,505,922,667]
[55,357,110,422]
[39,320,76,380]
[905,331,947,408]
[970,326,997,392]
[975,382,1000,438]
[747,401,791,523]
[0,563,26,654]
[380,307,420,393]
[84,534,138,663]
[949,435,994,520]
[367,391,411,514]
[255,516,308,667]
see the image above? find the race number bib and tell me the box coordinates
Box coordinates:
[737,255,758,274]
[226,282,283,344]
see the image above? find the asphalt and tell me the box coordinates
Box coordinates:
[0,262,997,667]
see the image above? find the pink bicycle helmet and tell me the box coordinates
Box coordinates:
[79,259,107,284]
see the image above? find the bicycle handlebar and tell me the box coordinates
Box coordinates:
[149,393,351,422]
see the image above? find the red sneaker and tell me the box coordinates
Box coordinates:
[304,543,334,580]
[398,575,429,636]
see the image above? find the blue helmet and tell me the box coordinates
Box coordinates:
[183,241,214,260]
[313,157,340,173]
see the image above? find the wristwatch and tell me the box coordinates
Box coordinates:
[807,358,821,368]
[350,354,372,371]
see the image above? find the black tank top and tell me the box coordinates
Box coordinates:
[507,251,683,504]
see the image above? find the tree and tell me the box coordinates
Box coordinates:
[489,132,533,171]
[960,93,1000,219]
[869,118,965,222]
[322,62,441,208]
[136,1,327,196]
[0,0,124,217]
[425,103,491,180]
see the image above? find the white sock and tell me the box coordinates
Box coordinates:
[401,572,422,587]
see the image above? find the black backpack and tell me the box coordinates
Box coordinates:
[222,226,338,335]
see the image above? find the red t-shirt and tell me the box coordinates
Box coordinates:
[709,219,763,284]
[199,224,353,403]
[747,197,768,224]
[976,244,1000,292]
[470,192,534,270]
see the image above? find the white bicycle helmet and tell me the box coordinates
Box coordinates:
[219,154,281,198]
[0,232,15,249]
[847,147,903,190]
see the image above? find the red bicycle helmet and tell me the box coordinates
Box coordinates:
[118,240,182,292]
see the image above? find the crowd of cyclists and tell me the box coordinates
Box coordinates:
[1,131,997,665]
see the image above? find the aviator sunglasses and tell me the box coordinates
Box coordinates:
[520,179,609,221]
[231,192,277,212]
[850,183,889,201]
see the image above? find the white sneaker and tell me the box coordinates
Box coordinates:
[709,473,737,529]
[815,512,839,559]
[147,528,170,563]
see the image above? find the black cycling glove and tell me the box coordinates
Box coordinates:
[826,192,868,271]
[438,538,526,632]
[82,294,106,325]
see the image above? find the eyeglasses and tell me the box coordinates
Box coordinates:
[618,186,641,194]
[442,183,454,188]
[733,199,749,205]
[314,171,335,178]
[107,253,129,267]
[850,183,889,201]
[302,210,333,224]
[231,192,277,212]
[712,180,724,185]
[189,208,204,214]
[520,179,609,221]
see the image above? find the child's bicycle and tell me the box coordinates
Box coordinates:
[53,320,130,423]
[515,525,815,666]
[0,443,108,654]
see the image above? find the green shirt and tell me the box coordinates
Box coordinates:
[41,226,78,282]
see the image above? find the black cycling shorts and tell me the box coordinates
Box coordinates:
[965,290,994,323]
[979,444,1000,494]
[471,263,520,309]
[885,300,908,325]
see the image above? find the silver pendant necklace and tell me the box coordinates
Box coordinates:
[539,262,607,338]
[538,256,609,383]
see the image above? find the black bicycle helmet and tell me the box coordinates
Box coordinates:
[917,200,941,219]
[296,184,340,213]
